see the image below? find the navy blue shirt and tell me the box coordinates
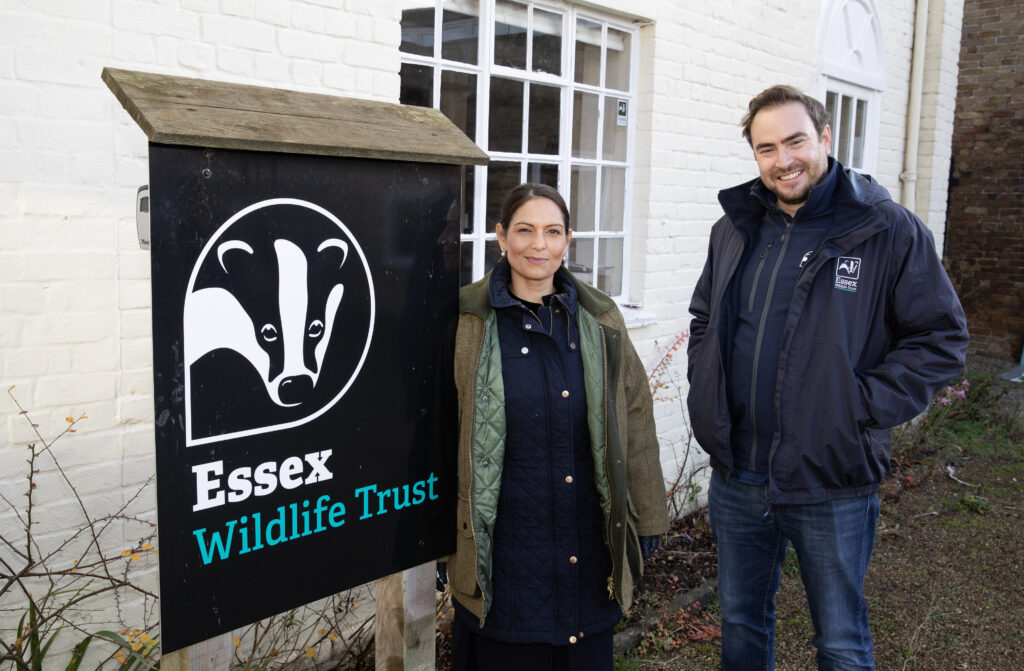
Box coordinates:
[727,160,839,479]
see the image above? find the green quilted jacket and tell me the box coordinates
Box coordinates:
[449,269,669,624]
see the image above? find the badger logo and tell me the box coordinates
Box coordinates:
[183,198,375,446]
[837,257,861,278]
[834,256,862,293]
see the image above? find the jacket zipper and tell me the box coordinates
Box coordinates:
[747,241,775,313]
[748,219,792,471]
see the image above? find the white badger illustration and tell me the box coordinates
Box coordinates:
[838,258,861,276]
[184,237,348,407]
[181,198,375,447]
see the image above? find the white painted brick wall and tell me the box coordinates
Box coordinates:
[1,0,962,663]
[0,1,401,664]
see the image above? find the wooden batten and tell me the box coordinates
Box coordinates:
[102,67,488,166]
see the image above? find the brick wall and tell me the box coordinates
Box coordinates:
[945,0,1024,360]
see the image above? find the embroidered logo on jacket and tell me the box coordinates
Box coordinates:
[834,256,861,292]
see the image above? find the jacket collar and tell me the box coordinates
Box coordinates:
[461,257,619,323]
[487,256,578,313]
[749,156,839,219]
[718,158,894,237]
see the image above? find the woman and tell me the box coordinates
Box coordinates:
[447,183,668,670]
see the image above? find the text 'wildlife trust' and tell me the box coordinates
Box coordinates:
[189,450,439,564]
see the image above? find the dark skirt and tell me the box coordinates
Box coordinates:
[450,614,613,671]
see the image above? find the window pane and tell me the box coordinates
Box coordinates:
[528,84,560,155]
[399,63,433,107]
[597,238,622,295]
[494,0,527,69]
[459,241,474,286]
[400,4,434,57]
[568,237,594,279]
[574,17,601,86]
[526,162,558,188]
[838,95,853,165]
[462,165,475,234]
[605,28,630,90]
[825,91,838,130]
[484,239,503,275]
[603,96,627,161]
[489,77,523,152]
[441,70,476,140]
[852,98,867,169]
[572,91,598,159]
[570,165,596,233]
[600,166,625,232]
[532,8,561,75]
[487,161,522,232]
[442,2,479,65]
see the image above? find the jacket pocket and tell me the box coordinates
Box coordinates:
[686,326,730,454]
[777,342,882,490]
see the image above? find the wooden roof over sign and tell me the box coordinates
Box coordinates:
[101,67,489,166]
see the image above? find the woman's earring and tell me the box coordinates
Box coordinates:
[500,248,506,257]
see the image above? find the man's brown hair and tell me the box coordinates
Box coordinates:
[741,85,830,146]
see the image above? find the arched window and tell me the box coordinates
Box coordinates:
[815,0,885,173]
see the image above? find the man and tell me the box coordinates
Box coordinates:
[686,85,968,670]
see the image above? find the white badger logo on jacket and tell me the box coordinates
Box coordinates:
[183,199,375,446]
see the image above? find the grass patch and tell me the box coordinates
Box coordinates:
[889,371,1024,488]
[944,494,995,514]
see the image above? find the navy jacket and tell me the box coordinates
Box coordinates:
[727,160,842,477]
[687,163,969,504]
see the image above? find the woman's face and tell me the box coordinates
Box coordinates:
[497,197,572,290]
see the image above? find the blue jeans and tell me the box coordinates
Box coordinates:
[709,470,879,671]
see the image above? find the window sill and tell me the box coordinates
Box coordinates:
[617,302,658,330]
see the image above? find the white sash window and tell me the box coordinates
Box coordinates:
[400,0,638,296]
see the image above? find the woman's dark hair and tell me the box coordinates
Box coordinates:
[499,183,571,231]
[740,85,830,146]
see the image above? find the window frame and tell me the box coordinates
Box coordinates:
[399,0,640,297]
[814,0,885,174]
[824,79,879,173]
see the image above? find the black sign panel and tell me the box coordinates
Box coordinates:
[148,145,458,652]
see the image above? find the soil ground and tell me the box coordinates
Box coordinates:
[434,356,1024,670]
[616,354,1024,670]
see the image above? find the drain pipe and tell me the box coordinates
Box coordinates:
[901,0,930,209]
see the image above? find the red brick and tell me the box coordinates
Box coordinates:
[945,0,1024,360]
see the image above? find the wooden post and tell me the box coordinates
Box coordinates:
[375,561,436,670]
[160,633,235,670]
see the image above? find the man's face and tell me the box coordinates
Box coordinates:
[750,101,832,216]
